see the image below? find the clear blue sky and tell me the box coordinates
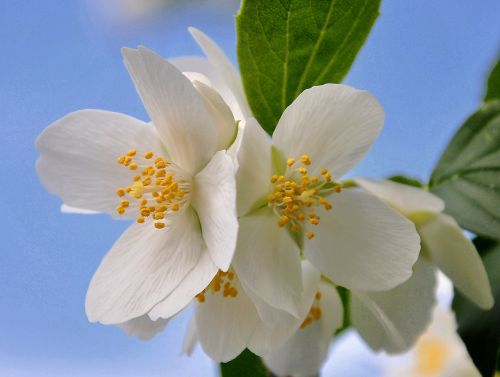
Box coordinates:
[1,0,499,376]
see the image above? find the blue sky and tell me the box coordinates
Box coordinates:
[1,0,499,376]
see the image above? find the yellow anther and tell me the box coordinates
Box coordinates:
[287,158,296,167]
[310,218,319,226]
[127,149,137,156]
[144,151,154,159]
[228,272,234,280]
[116,188,125,197]
[307,231,315,239]
[120,200,129,208]
[117,156,126,164]
[154,222,165,229]
[171,203,180,212]
[140,208,150,217]
[278,215,290,227]
[268,194,276,203]
[334,184,342,193]
[320,168,328,175]
[283,196,293,204]
[155,160,167,169]
[298,167,308,175]
[195,293,205,303]
[133,175,141,182]
[153,212,165,220]
[123,156,132,166]
[277,175,285,183]
[136,217,145,223]
[311,176,319,184]
[116,206,125,215]
[156,169,166,178]
[271,175,278,183]
[177,191,185,198]
[297,213,306,221]
[315,291,322,300]
[129,162,138,170]
[157,205,167,212]
[300,155,311,165]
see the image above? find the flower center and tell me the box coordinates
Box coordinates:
[300,291,323,329]
[416,336,449,375]
[267,155,342,240]
[115,149,190,229]
[195,270,239,303]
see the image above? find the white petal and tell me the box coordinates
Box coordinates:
[122,46,217,174]
[36,110,162,216]
[191,151,238,271]
[304,189,420,291]
[85,208,204,324]
[195,277,259,362]
[273,84,384,179]
[188,27,252,120]
[235,118,273,216]
[149,251,217,321]
[182,315,198,356]
[248,261,321,355]
[355,178,445,216]
[351,257,437,353]
[233,207,302,317]
[119,315,168,340]
[61,204,99,214]
[419,213,494,309]
[263,282,343,377]
[189,78,237,151]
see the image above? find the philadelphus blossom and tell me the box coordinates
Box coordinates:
[355,178,494,310]
[35,45,242,342]
[232,83,422,319]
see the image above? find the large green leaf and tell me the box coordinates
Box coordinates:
[452,237,500,376]
[236,0,381,134]
[220,349,269,377]
[485,56,500,102]
[429,100,500,240]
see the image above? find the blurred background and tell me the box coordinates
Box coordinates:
[1,0,499,375]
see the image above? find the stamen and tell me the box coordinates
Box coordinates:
[300,291,323,329]
[196,270,239,303]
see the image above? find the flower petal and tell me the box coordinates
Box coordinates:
[304,189,420,291]
[183,315,198,356]
[263,282,343,377]
[351,257,437,353]
[355,178,445,216]
[149,251,217,321]
[419,213,494,309]
[235,118,273,216]
[195,277,259,362]
[36,110,162,216]
[247,261,321,355]
[188,78,236,150]
[191,151,238,271]
[273,84,384,179]
[122,46,217,174]
[61,204,99,215]
[188,27,252,120]
[85,207,204,324]
[233,207,303,317]
[119,315,169,341]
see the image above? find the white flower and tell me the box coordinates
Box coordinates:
[355,178,494,310]
[36,46,239,328]
[385,306,481,377]
[233,84,421,317]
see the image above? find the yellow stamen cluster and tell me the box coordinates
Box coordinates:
[115,150,189,229]
[195,270,238,303]
[300,291,322,329]
[268,155,342,239]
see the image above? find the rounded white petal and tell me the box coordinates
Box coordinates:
[188,27,252,120]
[85,208,204,324]
[355,178,445,216]
[233,207,303,317]
[191,151,238,271]
[304,189,421,291]
[189,78,237,151]
[273,84,384,179]
[61,204,99,215]
[149,251,217,321]
[119,315,169,341]
[263,282,343,377]
[351,257,437,353]
[420,213,494,309]
[235,118,273,216]
[248,261,321,355]
[36,110,162,216]
[195,277,259,363]
[122,46,217,174]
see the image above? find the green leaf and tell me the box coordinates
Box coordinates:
[485,56,500,102]
[220,349,269,377]
[334,286,351,336]
[429,100,500,240]
[387,175,423,188]
[452,237,500,376]
[236,0,381,134]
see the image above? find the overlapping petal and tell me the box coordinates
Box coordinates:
[36,110,162,216]
[122,46,217,174]
[86,207,204,324]
[273,84,384,179]
[119,315,169,340]
[304,189,420,291]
